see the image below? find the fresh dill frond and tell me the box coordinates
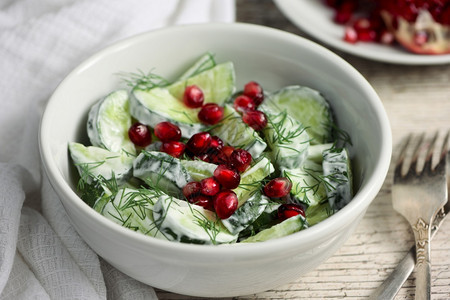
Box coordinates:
[119,69,171,90]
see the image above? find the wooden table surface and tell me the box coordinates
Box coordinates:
[157,1,450,299]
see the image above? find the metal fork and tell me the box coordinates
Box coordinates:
[392,131,449,300]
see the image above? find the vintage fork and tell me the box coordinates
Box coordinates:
[391,132,448,300]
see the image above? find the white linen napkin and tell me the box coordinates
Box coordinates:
[0,1,235,299]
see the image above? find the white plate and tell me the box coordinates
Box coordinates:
[274,0,450,65]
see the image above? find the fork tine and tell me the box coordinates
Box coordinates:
[423,131,439,171]
[434,130,450,173]
[407,132,425,176]
[394,133,413,178]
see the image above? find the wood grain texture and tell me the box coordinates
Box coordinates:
[157,1,450,298]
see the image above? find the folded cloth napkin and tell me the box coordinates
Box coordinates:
[0,1,235,299]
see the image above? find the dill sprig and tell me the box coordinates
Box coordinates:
[119,69,171,90]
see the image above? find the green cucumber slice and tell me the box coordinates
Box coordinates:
[133,151,192,197]
[153,195,237,245]
[307,143,333,163]
[283,159,328,207]
[241,214,307,243]
[306,202,334,226]
[87,90,135,155]
[233,156,274,207]
[69,142,134,185]
[322,147,353,210]
[130,87,205,138]
[177,52,217,80]
[167,62,235,105]
[100,188,167,239]
[211,105,267,158]
[261,106,310,169]
[221,191,269,235]
[269,86,333,144]
[180,159,216,181]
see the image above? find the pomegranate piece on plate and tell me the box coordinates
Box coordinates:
[379,0,450,54]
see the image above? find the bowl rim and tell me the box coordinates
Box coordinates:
[39,22,392,258]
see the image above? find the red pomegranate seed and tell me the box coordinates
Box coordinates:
[128,122,152,147]
[213,190,238,219]
[209,136,224,151]
[186,132,211,155]
[222,146,235,159]
[414,30,429,45]
[277,203,305,221]
[197,153,212,163]
[160,141,185,158]
[154,121,182,142]
[200,177,221,196]
[230,149,252,173]
[353,17,371,32]
[233,95,256,113]
[243,81,264,106]
[357,29,378,41]
[263,177,292,198]
[188,194,213,210]
[198,103,224,125]
[242,110,268,131]
[182,181,202,199]
[379,30,394,44]
[183,85,204,108]
[213,164,241,189]
[344,26,358,43]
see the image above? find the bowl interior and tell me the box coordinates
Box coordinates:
[40,23,391,252]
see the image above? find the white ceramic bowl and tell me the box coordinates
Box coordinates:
[39,23,392,297]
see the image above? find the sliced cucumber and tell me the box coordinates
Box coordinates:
[167,62,235,105]
[307,143,333,163]
[211,105,267,158]
[233,156,274,207]
[261,106,310,170]
[238,201,280,239]
[87,90,135,155]
[241,214,307,243]
[221,191,269,235]
[180,159,216,181]
[269,86,333,144]
[69,142,134,185]
[322,147,353,210]
[100,188,167,239]
[283,159,328,207]
[306,202,334,226]
[177,52,216,80]
[133,151,192,197]
[130,87,205,138]
[153,195,237,245]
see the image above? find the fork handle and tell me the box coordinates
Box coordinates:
[412,219,431,300]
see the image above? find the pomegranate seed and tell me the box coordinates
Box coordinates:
[197,153,212,163]
[188,194,213,210]
[243,81,264,106]
[357,29,378,41]
[344,26,358,43]
[222,146,235,159]
[154,121,181,142]
[379,30,394,44]
[186,132,211,155]
[230,149,252,173]
[334,9,352,24]
[210,151,228,165]
[233,95,256,113]
[183,85,204,108]
[263,177,292,198]
[198,103,224,125]
[128,122,152,147]
[414,30,429,45]
[242,110,268,131]
[209,136,224,152]
[182,181,202,199]
[160,141,185,158]
[200,177,221,196]
[277,203,305,221]
[213,190,238,219]
[213,164,241,189]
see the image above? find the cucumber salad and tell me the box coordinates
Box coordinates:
[69,53,353,245]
